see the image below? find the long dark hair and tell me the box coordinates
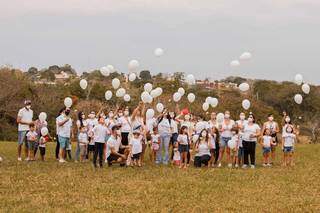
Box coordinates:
[57,107,66,117]
[78,111,84,127]
[179,126,188,134]
[211,126,220,144]
[196,129,209,147]
[158,112,172,125]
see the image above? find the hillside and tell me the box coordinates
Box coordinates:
[1,67,320,141]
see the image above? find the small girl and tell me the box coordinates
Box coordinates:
[38,135,49,161]
[129,130,143,167]
[260,128,276,167]
[282,126,296,166]
[172,147,181,166]
[26,123,38,161]
[228,127,240,168]
[150,126,160,163]
[78,126,89,162]
[177,126,189,169]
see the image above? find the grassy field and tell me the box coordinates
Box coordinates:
[0,142,320,212]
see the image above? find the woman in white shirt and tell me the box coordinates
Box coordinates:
[242,114,261,169]
[194,129,211,168]
[131,102,146,163]
[217,111,235,168]
[156,110,172,165]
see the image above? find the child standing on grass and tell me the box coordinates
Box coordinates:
[177,126,189,169]
[129,130,143,167]
[260,129,276,167]
[228,127,240,168]
[78,126,89,162]
[26,123,37,161]
[172,147,181,166]
[151,126,160,163]
[38,135,49,161]
[282,126,296,166]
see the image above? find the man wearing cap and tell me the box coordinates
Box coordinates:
[17,100,33,161]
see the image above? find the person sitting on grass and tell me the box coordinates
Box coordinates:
[26,123,37,161]
[282,126,296,167]
[129,130,143,167]
[194,129,211,168]
[106,125,128,167]
[78,126,89,162]
[260,128,276,167]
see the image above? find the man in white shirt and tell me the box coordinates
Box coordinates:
[56,108,73,163]
[16,100,33,161]
[106,125,127,166]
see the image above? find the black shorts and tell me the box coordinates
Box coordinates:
[132,153,141,160]
[39,147,46,156]
[88,144,95,151]
[179,144,189,153]
[107,154,121,163]
[121,132,129,146]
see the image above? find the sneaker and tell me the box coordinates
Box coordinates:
[18,157,22,161]
[242,164,248,169]
[235,164,239,168]
[251,165,255,169]
[25,157,30,161]
[267,163,272,167]
[218,163,222,168]
[59,159,66,163]
[228,163,232,168]
[262,163,267,167]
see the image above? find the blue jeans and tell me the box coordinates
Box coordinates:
[156,133,171,164]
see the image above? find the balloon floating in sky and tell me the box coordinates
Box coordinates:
[294,74,303,85]
[105,90,112,100]
[302,83,310,94]
[239,82,250,92]
[239,52,252,60]
[154,48,164,57]
[128,73,137,82]
[79,79,88,90]
[64,97,73,108]
[242,99,251,110]
[112,78,120,89]
[187,93,195,103]
[100,66,110,76]
[123,94,131,102]
[186,74,196,85]
[128,60,140,71]
[230,60,240,67]
[294,94,303,104]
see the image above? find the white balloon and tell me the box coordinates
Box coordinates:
[146,94,153,104]
[128,73,137,82]
[146,109,155,119]
[210,98,218,108]
[173,92,182,102]
[205,97,212,104]
[239,82,250,92]
[202,102,209,111]
[186,74,196,85]
[123,94,131,102]
[107,65,115,73]
[228,139,236,149]
[144,83,153,92]
[178,87,185,96]
[79,79,88,90]
[128,59,140,71]
[41,127,49,136]
[141,91,152,103]
[64,97,72,108]
[100,66,110,76]
[39,112,47,122]
[294,74,303,85]
[242,99,251,110]
[150,89,158,98]
[302,83,310,94]
[294,94,303,104]
[187,93,196,103]
[155,87,163,96]
[112,78,120,89]
[116,88,126,97]
[239,52,252,60]
[154,48,164,57]
[156,103,164,113]
[230,60,240,67]
[217,113,225,124]
[105,90,112,100]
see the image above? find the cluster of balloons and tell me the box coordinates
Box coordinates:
[293,74,310,105]
[172,87,185,103]
[230,51,252,67]
[38,112,49,136]
[100,65,115,77]
[202,97,219,111]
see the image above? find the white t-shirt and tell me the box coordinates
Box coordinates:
[195,142,211,157]
[131,117,144,131]
[283,133,296,147]
[173,149,181,161]
[39,136,46,148]
[86,118,98,132]
[264,121,278,134]
[151,134,160,143]
[129,137,143,155]
[56,115,72,138]
[177,134,189,145]
[263,135,272,147]
[118,116,131,133]
[17,107,33,131]
[106,136,121,158]
[221,120,235,138]
[78,132,88,145]
[195,121,208,134]
[92,124,108,143]
[76,120,88,130]
[158,118,171,135]
[26,130,38,141]
[171,120,178,134]
[243,123,261,142]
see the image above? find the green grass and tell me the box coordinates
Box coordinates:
[0,142,320,212]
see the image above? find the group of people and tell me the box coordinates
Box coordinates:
[15,100,298,169]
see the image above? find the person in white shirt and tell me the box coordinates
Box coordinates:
[242,114,261,169]
[156,110,172,165]
[117,108,132,149]
[92,116,108,168]
[282,126,296,166]
[56,107,73,163]
[217,111,235,168]
[194,129,211,168]
[16,100,33,161]
[78,126,89,162]
[236,112,247,166]
[106,125,128,166]
[177,126,189,169]
[26,123,37,161]
[131,102,146,163]
[262,114,280,164]
[259,128,276,167]
[129,130,143,167]
[86,111,98,160]
[75,111,88,162]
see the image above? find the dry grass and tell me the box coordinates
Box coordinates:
[0,142,320,212]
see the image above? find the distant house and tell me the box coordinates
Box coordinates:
[196,79,217,89]
[55,71,70,81]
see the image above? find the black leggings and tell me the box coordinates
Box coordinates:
[194,154,211,167]
[93,142,104,167]
[214,141,220,164]
[55,135,60,159]
[243,141,256,165]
